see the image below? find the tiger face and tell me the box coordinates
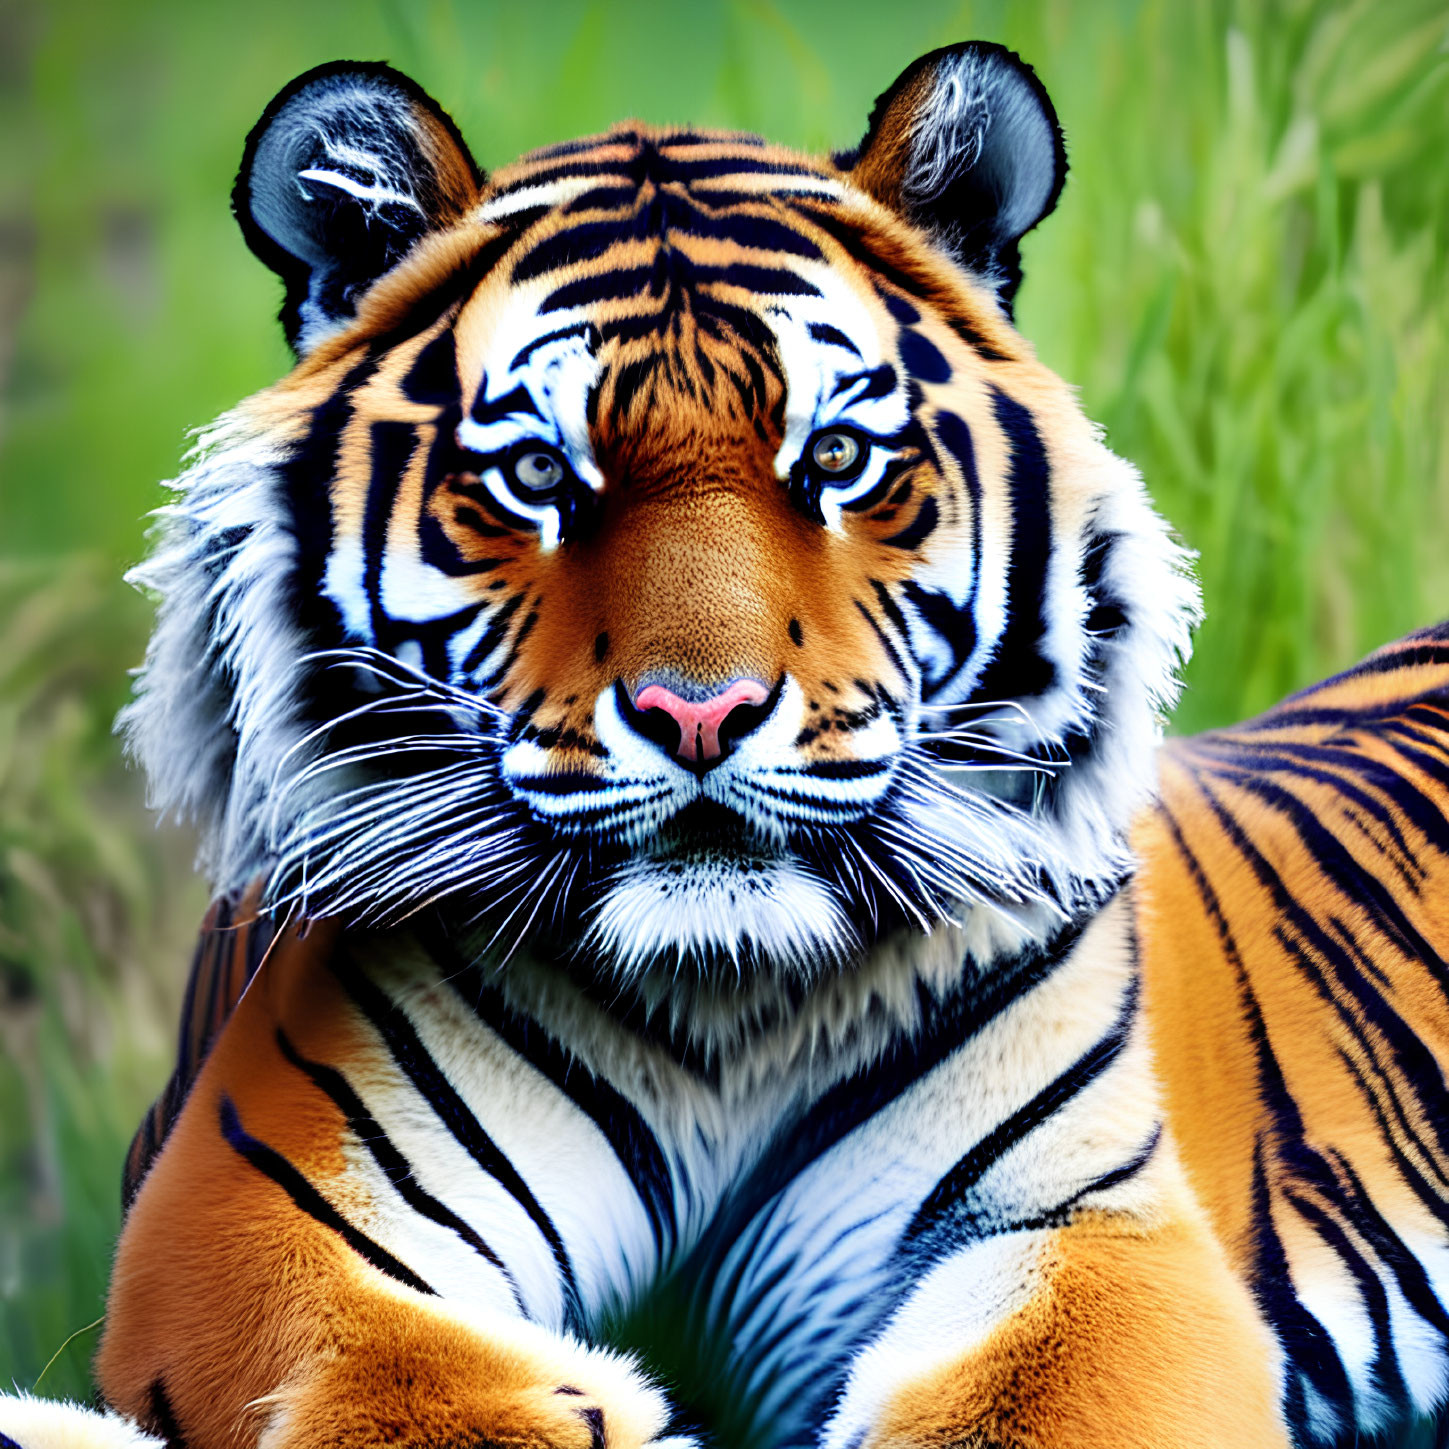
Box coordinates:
[126,48,1198,979]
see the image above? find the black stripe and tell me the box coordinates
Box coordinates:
[854,596,912,686]
[698,209,823,258]
[148,1379,187,1449]
[1287,1188,1406,1407]
[337,957,581,1320]
[663,154,824,180]
[1190,738,1426,884]
[363,422,420,644]
[563,184,643,213]
[869,579,914,655]
[898,328,950,384]
[421,926,677,1253]
[1249,1139,1354,1439]
[279,350,380,611]
[1326,1147,1449,1346]
[967,388,1055,703]
[1296,637,1449,688]
[935,410,982,614]
[519,134,637,162]
[468,380,543,428]
[476,605,540,690]
[663,130,767,148]
[903,408,983,698]
[712,913,1097,1237]
[420,502,502,578]
[511,222,634,283]
[794,208,1008,360]
[942,1125,1162,1244]
[461,592,524,675]
[808,321,860,354]
[123,900,277,1211]
[515,206,823,284]
[1055,1123,1162,1213]
[1212,770,1446,982]
[610,355,660,417]
[789,756,894,782]
[881,496,938,551]
[218,1094,435,1296]
[490,152,823,196]
[510,321,599,372]
[902,974,1139,1257]
[1335,1043,1449,1245]
[1193,776,1449,1170]
[403,326,460,405]
[1158,796,1363,1434]
[275,1028,527,1311]
[697,262,822,297]
[544,265,656,313]
[832,363,896,403]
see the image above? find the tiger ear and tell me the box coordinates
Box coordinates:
[234,61,482,353]
[846,43,1066,313]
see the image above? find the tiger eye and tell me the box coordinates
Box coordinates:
[513,450,566,493]
[812,432,860,474]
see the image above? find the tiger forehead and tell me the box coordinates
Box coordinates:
[471,123,1019,360]
[456,128,865,431]
[481,122,845,214]
[310,123,1021,427]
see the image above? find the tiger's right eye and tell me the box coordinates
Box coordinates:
[812,431,862,475]
[512,449,567,498]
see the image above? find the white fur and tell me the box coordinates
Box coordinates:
[297,166,425,216]
[0,1396,163,1449]
[820,1231,1050,1449]
[120,416,314,891]
[367,942,664,1318]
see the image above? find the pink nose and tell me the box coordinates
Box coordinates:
[634,680,771,764]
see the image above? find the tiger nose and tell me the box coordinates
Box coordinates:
[632,679,772,768]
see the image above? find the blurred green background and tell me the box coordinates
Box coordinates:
[2,0,1447,1420]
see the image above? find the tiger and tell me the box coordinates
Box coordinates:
[5,39,1449,1449]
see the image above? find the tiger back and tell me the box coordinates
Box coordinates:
[1136,624,1449,1443]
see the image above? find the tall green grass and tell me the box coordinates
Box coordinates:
[0,0,1446,1427]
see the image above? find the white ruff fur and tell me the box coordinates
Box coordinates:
[0,1396,163,1449]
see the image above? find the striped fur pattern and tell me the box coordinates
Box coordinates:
[123,886,274,1207]
[1136,625,1449,1445]
[6,43,1449,1449]
[95,887,1287,1449]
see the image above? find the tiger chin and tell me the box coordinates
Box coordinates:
[9,39,1449,1449]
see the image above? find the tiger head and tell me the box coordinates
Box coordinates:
[126,46,1198,982]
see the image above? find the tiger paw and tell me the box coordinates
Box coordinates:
[253,1313,686,1449]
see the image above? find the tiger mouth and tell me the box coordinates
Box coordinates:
[643,799,785,866]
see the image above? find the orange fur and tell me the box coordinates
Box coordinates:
[100,919,667,1449]
[1135,633,1449,1281]
[871,1212,1286,1449]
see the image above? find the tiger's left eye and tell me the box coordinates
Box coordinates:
[512,449,567,496]
[812,431,861,475]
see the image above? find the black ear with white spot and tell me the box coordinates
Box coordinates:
[847,43,1066,312]
[234,61,481,353]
